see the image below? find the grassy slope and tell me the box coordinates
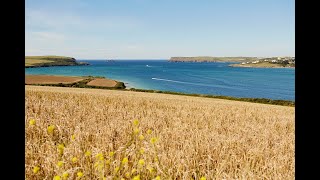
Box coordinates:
[25,56,88,67]
[25,85,294,179]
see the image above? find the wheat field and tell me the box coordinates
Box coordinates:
[25,75,85,85]
[25,85,295,180]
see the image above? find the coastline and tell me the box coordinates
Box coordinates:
[169,56,295,69]
[25,60,294,105]
[25,63,90,68]
[25,74,295,106]
[228,64,295,69]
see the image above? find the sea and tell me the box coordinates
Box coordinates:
[25,60,295,101]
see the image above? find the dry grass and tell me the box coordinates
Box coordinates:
[25,85,295,179]
[87,78,118,87]
[25,75,84,85]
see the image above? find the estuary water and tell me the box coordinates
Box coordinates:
[25,60,295,101]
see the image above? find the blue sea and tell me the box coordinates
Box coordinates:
[25,60,295,101]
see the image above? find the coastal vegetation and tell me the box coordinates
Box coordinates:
[126,88,295,107]
[26,85,295,179]
[25,56,89,68]
[87,78,118,87]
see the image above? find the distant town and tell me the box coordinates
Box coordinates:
[169,56,295,68]
[232,56,295,68]
[240,56,295,65]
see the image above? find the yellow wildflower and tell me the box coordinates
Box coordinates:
[29,119,36,126]
[134,128,139,134]
[147,166,155,173]
[150,137,158,144]
[57,144,64,150]
[133,119,139,126]
[94,162,103,170]
[200,177,206,180]
[114,166,120,173]
[105,159,110,165]
[147,129,152,134]
[93,162,99,168]
[131,168,136,174]
[62,172,69,179]
[154,176,161,180]
[71,134,75,141]
[121,178,125,180]
[53,175,61,180]
[138,159,145,166]
[71,157,78,163]
[57,144,64,155]
[132,175,141,180]
[139,148,145,154]
[122,157,129,165]
[77,171,83,178]
[84,150,91,157]
[109,151,114,157]
[47,125,55,134]
[125,172,130,178]
[139,135,144,140]
[95,153,104,160]
[33,166,40,174]
[57,161,63,168]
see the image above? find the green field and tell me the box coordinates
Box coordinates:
[25,56,89,67]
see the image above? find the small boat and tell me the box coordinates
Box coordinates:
[106,59,115,63]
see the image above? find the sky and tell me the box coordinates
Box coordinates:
[25,0,295,59]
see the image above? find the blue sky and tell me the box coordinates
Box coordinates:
[26,0,295,59]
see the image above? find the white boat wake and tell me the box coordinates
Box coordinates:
[151,78,197,85]
[151,78,246,90]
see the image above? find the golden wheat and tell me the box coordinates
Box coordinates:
[25,85,294,180]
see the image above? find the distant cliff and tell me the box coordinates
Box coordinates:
[169,56,259,62]
[25,56,90,68]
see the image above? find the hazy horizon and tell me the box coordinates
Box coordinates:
[25,56,295,61]
[26,0,295,59]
